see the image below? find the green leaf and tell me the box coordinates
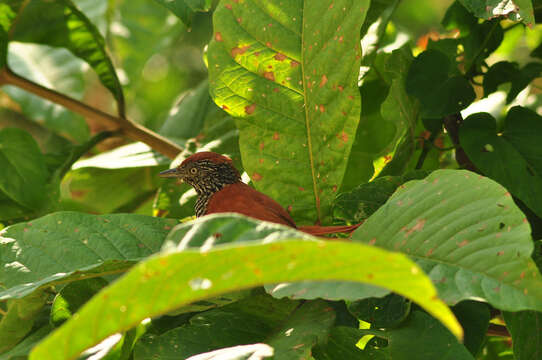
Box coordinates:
[334,171,429,223]
[406,50,475,118]
[312,326,386,360]
[347,294,411,328]
[0,3,16,67]
[62,167,162,214]
[266,281,389,302]
[71,142,169,170]
[168,215,387,301]
[458,0,534,26]
[0,127,49,210]
[0,211,176,299]
[483,61,542,103]
[207,0,369,224]
[503,310,542,360]
[5,44,90,142]
[351,169,542,311]
[29,214,462,360]
[8,0,125,114]
[452,301,490,356]
[460,108,542,218]
[0,290,48,353]
[376,310,474,359]
[50,278,108,327]
[153,0,212,26]
[0,325,52,360]
[264,300,335,359]
[159,80,215,140]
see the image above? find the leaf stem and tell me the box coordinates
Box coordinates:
[0,67,182,159]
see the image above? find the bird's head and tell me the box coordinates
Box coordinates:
[159,152,241,194]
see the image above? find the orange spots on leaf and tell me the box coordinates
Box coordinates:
[348,95,354,100]
[245,104,256,114]
[338,35,344,43]
[298,187,305,191]
[273,132,280,140]
[274,53,287,61]
[215,32,223,42]
[336,131,348,142]
[287,205,293,212]
[504,192,511,197]
[520,271,526,279]
[252,173,263,181]
[259,142,265,150]
[273,88,279,92]
[231,45,250,57]
[338,85,344,91]
[225,3,232,9]
[369,238,376,245]
[319,74,328,88]
[222,105,229,110]
[332,185,338,192]
[403,219,426,237]
[497,250,504,256]
[236,17,242,23]
[290,60,300,67]
[458,239,468,247]
[319,104,325,112]
[265,41,272,47]
[426,248,434,256]
[263,71,275,81]
[367,273,374,279]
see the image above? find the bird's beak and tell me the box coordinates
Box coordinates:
[159,168,182,178]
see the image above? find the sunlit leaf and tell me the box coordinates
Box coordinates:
[29,214,461,360]
[352,169,542,311]
[208,0,369,224]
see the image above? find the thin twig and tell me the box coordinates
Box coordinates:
[442,113,478,172]
[0,67,182,159]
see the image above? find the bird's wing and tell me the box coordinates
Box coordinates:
[205,182,296,228]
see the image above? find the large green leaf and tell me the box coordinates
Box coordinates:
[352,169,542,311]
[0,212,176,299]
[167,214,387,301]
[458,0,534,26]
[153,0,212,26]
[460,107,542,218]
[0,128,49,210]
[207,0,369,224]
[29,214,461,360]
[5,0,125,114]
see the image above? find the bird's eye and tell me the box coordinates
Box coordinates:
[190,167,198,175]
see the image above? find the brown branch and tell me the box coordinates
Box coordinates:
[442,113,478,172]
[0,66,182,159]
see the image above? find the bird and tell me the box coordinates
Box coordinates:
[159,151,360,235]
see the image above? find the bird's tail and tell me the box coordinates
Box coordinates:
[298,222,363,236]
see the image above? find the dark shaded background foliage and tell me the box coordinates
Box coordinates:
[1,0,542,359]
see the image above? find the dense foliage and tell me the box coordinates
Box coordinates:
[1,0,542,359]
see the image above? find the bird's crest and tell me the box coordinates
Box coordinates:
[181,152,233,166]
